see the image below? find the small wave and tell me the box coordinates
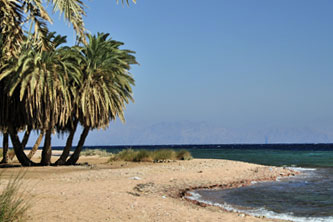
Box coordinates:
[288,167,317,172]
[185,191,333,222]
[186,191,202,201]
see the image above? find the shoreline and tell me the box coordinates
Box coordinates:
[179,170,300,221]
[179,169,297,208]
[1,157,296,222]
[181,168,333,222]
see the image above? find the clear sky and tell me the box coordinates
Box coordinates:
[26,0,333,145]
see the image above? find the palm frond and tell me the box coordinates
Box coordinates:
[116,0,136,6]
[74,33,137,129]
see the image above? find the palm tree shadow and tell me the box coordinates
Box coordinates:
[0,164,23,168]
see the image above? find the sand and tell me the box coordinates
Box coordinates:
[0,154,295,222]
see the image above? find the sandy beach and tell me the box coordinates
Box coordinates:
[0,154,295,222]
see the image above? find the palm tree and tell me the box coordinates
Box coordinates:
[0,0,136,58]
[1,31,137,166]
[0,0,88,56]
[0,32,81,166]
[0,26,42,165]
[0,0,137,166]
[0,0,85,164]
[55,33,137,165]
[0,64,32,165]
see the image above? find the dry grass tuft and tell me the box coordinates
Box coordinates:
[109,149,193,163]
[0,172,31,222]
[80,149,112,157]
[0,149,16,160]
[176,150,193,160]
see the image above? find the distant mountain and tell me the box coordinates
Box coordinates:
[16,121,333,146]
[79,121,333,145]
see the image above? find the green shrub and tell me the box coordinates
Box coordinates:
[109,148,193,163]
[110,149,138,162]
[153,149,176,161]
[80,149,111,157]
[133,150,153,162]
[176,150,193,160]
[0,173,30,222]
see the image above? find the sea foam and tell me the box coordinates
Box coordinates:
[186,191,333,222]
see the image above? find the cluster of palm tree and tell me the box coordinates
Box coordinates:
[0,0,137,166]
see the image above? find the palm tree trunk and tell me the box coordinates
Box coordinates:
[8,127,31,161]
[8,127,35,166]
[66,127,89,165]
[1,133,9,163]
[55,119,79,165]
[21,126,32,148]
[41,129,52,166]
[27,132,44,159]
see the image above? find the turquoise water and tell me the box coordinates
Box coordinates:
[189,148,333,167]
[195,168,333,221]
[80,144,333,167]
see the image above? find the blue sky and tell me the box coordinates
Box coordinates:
[25,0,333,145]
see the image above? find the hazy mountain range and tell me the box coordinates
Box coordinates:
[80,121,333,146]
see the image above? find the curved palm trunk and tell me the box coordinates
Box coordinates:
[66,127,89,165]
[8,127,36,166]
[21,126,32,148]
[8,126,32,161]
[27,132,44,159]
[1,133,9,164]
[55,119,79,165]
[41,129,52,166]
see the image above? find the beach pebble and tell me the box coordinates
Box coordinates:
[130,176,141,180]
[162,195,166,199]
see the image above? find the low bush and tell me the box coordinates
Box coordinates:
[110,149,138,162]
[109,149,193,163]
[153,149,176,161]
[80,149,111,157]
[133,150,153,162]
[176,150,193,160]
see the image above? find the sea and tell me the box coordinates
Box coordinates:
[54,143,333,222]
